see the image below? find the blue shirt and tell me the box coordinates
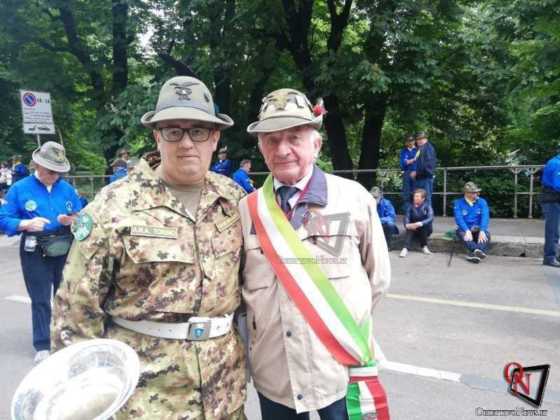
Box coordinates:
[453,196,490,232]
[12,163,29,183]
[416,142,437,179]
[109,167,128,183]
[376,198,396,225]
[0,175,82,236]
[211,159,233,177]
[542,154,560,192]
[399,147,417,171]
[404,201,433,226]
[232,168,254,193]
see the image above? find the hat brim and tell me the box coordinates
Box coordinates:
[247,115,322,135]
[141,107,234,130]
[464,188,481,193]
[32,149,71,173]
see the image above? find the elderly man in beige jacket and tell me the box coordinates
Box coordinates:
[239,88,391,420]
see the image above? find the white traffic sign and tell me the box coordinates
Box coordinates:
[20,90,55,134]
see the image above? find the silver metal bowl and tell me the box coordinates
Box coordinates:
[11,339,140,420]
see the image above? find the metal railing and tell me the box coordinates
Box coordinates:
[250,164,545,219]
[66,164,545,219]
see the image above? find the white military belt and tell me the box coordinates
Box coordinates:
[112,314,234,341]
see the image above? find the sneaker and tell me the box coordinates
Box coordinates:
[473,249,487,259]
[399,248,408,258]
[422,246,432,255]
[33,350,49,365]
[466,253,481,264]
[543,259,560,268]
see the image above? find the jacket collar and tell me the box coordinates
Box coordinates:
[297,165,327,207]
[126,158,236,219]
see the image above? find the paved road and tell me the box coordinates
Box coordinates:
[1,235,559,420]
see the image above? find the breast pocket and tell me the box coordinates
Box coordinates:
[122,234,195,289]
[209,215,243,282]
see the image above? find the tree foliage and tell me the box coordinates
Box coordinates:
[0,0,558,179]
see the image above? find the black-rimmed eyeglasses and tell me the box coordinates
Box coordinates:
[158,127,212,143]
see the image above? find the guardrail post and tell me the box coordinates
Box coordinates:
[529,169,535,219]
[443,168,448,217]
[513,169,519,219]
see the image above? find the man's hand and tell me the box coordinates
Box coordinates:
[478,231,488,243]
[405,158,415,165]
[464,230,473,242]
[20,217,50,232]
[57,214,77,226]
[405,223,420,231]
[410,171,416,180]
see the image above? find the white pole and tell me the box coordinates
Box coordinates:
[36,134,41,147]
[57,128,64,147]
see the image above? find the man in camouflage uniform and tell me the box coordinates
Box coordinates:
[51,76,247,419]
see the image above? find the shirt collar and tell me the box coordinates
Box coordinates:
[273,165,314,192]
[464,196,477,206]
[272,165,328,207]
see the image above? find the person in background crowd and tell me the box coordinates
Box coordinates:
[109,158,128,183]
[0,142,82,365]
[371,186,399,250]
[400,188,433,258]
[410,131,437,207]
[211,146,233,176]
[540,151,560,267]
[116,147,130,162]
[399,135,417,212]
[240,88,391,420]
[454,182,491,264]
[12,154,30,184]
[232,159,255,193]
[0,161,12,193]
[51,76,247,419]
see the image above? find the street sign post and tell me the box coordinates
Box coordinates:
[19,90,55,146]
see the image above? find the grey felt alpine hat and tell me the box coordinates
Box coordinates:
[31,141,71,173]
[141,76,233,129]
[247,88,322,134]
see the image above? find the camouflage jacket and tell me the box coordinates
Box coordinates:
[51,158,247,417]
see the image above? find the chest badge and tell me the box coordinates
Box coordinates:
[24,200,37,212]
[72,213,94,241]
[65,201,73,213]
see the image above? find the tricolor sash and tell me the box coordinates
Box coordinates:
[247,176,389,420]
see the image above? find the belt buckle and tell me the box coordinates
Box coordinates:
[187,320,211,340]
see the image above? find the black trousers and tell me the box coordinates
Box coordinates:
[404,224,432,248]
[19,237,67,351]
[258,393,349,420]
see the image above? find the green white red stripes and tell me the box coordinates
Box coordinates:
[347,372,390,420]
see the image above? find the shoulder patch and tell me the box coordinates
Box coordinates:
[72,213,94,241]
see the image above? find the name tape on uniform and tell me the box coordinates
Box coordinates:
[130,225,178,239]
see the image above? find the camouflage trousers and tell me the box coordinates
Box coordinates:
[107,323,247,420]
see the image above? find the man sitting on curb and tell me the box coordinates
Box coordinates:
[454,182,491,263]
[371,186,399,250]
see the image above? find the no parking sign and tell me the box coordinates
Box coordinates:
[19,90,55,134]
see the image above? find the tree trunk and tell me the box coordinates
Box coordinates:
[323,95,353,171]
[358,95,387,189]
[57,5,105,110]
[112,0,128,96]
